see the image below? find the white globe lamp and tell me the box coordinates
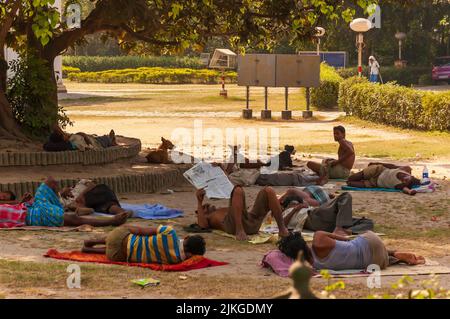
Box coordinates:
[350,18,372,77]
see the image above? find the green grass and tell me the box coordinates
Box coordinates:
[301,116,450,159]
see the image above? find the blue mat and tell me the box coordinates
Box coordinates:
[95,203,184,220]
[341,186,419,192]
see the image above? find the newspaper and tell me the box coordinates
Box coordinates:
[183,161,234,199]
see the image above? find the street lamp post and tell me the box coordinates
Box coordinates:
[350,18,372,77]
[395,32,407,68]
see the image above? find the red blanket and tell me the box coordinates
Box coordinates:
[45,249,228,271]
[0,203,27,228]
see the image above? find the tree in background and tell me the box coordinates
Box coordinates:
[313,0,449,66]
[1,0,370,140]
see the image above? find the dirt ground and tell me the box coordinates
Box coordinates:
[0,161,449,299]
[0,82,449,299]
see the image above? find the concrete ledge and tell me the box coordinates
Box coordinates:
[0,166,188,198]
[0,136,141,167]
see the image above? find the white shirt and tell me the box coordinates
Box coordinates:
[369,61,380,75]
[282,206,311,232]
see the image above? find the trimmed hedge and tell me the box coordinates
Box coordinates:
[338,76,450,131]
[336,66,431,87]
[68,67,237,84]
[62,66,81,78]
[311,63,343,109]
[63,55,204,72]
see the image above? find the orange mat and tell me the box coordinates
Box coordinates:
[45,249,228,271]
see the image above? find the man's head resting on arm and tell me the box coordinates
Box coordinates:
[401,175,421,189]
[278,232,314,265]
[183,235,206,258]
[0,191,16,201]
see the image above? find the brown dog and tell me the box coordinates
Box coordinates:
[146,137,175,164]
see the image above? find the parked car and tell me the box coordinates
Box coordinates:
[432,56,450,84]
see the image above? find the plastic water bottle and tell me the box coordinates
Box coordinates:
[421,166,430,185]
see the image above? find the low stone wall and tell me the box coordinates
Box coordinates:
[0,167,188,198]
[0,137,141,167]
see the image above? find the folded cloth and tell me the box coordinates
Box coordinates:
[261,250,293,277]
[120,203,183,220]
[0,203,27,228]
[44,249,227,271]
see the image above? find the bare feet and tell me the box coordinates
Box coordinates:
[236,231,248,241]
[316,174,329,186]
[111,212,129,226]
[394,252,426,265]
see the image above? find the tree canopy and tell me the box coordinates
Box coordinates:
[1,0,372,139]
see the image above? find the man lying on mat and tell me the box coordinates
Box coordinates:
[277,189,354,236]
[82,225,206,264]
[278,231,425,271]
[60,179,132,216]
[0,177,129,228]
[347,162,421,196]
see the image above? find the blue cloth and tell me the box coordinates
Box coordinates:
[121,203,184,220]
[304,185,330,205]
[342,185,418,192]
[26,183,65,227]
[369,74,379,83]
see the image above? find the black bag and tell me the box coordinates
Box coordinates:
[350,217,375,234]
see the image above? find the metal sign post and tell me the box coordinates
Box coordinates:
[303,88,312,119]
[261,87,271,119]
[242,86,252,119]
[281,87,291,120]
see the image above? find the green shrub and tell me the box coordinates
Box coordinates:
[311,63,343,109]
[421,91,450,131]
[338,77,450,131]
[62,66,81,78]
[68,67,237,84]
[63,55,204,72]
[338,76,369,114]
[337,66,431,86]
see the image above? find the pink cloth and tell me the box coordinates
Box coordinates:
[0,203,27,228]
[261,249,293,277]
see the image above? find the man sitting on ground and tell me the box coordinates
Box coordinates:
[307,126,355,180]
[82,224,206,264]
[4,177,130,227]
[277,231,425,271]
[195,186,290,241]
[347,162,421,196]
